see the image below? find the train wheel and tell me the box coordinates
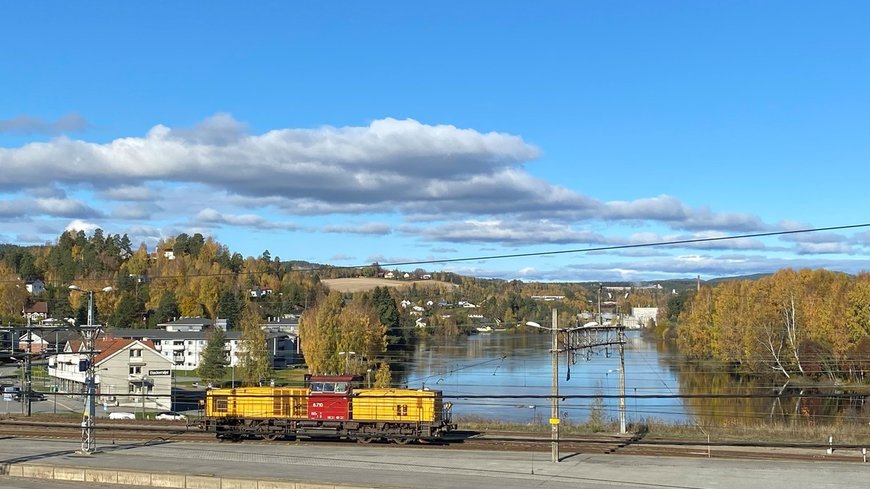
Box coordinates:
[265,434,281,441]
[395,437,414,445]
[357,437,374,444]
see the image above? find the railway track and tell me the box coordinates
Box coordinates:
[0,418,864,463]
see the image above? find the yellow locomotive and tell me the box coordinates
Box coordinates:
[202,375,455,443]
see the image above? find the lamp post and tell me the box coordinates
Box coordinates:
[338,351,356,374]
[69,285,113,455]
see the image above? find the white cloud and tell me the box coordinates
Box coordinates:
[99,185,156,202]
[0,114,776,236]
[322,222,392,236]
[35,198,102,218]
[415,219,608,245]
[65,219,100,234]
[194,208,299,230]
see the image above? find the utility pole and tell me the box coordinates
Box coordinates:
[527,305,629,461]
[549,308,560,463]
[618,325,626,434]
[80,322,99,454]
[69,284,112,455]
[526,308,562,463]
[24,325,32,417]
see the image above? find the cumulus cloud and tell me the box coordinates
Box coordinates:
[112,204,155,220]
[322,222,392,236]
[330,254,356,261]
[194,208,299,230]
[0,197,100,219]
[99,185,156,202]
[65,219,100,234]
[0,113,90,135]
[794,242,854,255]
[414,220,609,246]
[15,233,44,244]
[35,198,102,218]
[0,114,772,235]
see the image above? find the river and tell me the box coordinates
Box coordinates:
[401,331,868,427]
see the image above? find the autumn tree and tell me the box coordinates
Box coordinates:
[237,301,272,386]
[300,290,388,375]
[336,302,387,374]
[299,291,344,374]
[374,361,392,388]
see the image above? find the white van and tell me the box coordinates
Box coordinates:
[2,386,20,402]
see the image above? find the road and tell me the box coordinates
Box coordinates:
[0,437,866,489]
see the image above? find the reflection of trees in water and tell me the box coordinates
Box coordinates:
[674,360,869,427]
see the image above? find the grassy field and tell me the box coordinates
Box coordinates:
[322,277,458,293]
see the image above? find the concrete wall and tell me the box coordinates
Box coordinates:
[3,462,378,489]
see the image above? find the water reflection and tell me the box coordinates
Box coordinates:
[403,331,688,423]
[402,332,868,426]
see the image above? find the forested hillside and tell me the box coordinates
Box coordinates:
[0,230,673,332]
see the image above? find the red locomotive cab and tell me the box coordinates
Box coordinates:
[306,375,359,421]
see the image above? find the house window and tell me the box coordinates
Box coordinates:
[129,384,136,393]
[129,366,142,375]
[130,349,142,358]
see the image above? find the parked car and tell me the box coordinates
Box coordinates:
[13,391,46,402]
[155,411,187,421]
[109,412,136,420]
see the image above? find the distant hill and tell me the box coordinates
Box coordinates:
[705,273,773,285]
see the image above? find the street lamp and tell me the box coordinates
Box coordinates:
[68,284,113,455]
[338,351,356,374]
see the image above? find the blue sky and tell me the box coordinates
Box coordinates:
[2,1,869,282]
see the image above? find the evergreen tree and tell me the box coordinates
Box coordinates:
[153,291,180,324]
[198,327,228,386]
[218,291,241,329]
[111,291,140,328]
[237,301,272,386]
[373,287,403,349]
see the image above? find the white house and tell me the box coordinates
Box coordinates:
[48,336,174,411]
[25,279,45,295]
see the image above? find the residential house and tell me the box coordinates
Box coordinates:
[158,317,228,332]
[25,279,45,295]
[48,336,173,411]
[18,329,78,354]
[22,301,49,322]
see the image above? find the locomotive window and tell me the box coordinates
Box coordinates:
[214,396,228,413]
[322,383,335,392]
[311,383,324,392]
[334,382,347,393]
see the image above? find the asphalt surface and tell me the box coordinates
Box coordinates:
[0,437,867,489]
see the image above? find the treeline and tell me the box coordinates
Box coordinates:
[676,269,870,382]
